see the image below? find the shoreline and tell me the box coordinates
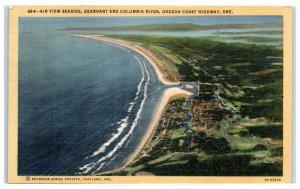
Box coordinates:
[70,34,192,175]
[98,88,192,175]
[69,34,179,85]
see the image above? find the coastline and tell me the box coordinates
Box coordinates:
[70,34,192,175]
[69,34,179,85]
[100,88,192,175]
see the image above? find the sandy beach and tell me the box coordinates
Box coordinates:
[70,34,192,175]
[69,34,179,85]
[108,87,192,175]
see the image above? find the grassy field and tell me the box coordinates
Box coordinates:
[106,35,283,176]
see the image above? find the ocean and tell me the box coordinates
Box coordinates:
[18,18,165,175]
[18,16,282,175]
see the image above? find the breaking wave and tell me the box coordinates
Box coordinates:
[78,51,150,175]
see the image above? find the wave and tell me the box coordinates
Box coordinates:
[78,52,150,175]
[90,56,151,175]
[86,54,145,159]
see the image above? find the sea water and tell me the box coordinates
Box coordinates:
[18,16,282,175]
[18,18,165,175]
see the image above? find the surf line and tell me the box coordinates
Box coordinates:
[86,53,145,159]
[78,52,151,175]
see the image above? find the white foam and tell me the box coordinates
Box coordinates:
[91,162,106,175]
[78,162,96,174]
[90,56,150,175]
[79,54,150,174]
[80,54,151,175]
[85,55,146,159]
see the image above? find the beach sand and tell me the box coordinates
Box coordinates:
[69,34,178,85]
[70,34,192,175]
[115,88,192,175]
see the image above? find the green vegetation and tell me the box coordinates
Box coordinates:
[61,22,282,32]
[108,34,283,176]
[64,22,282,46]
[111,98,282,176]
[219,30,283,35]
[195,35,282,45]
[146,44,182,81]
[224,36,282,43]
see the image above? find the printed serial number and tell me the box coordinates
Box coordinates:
[264,178,282,182]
